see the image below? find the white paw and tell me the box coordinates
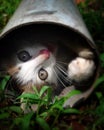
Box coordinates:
[68,57,95,82]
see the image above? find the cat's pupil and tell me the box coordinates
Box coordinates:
[17,50,32,62]
[38,68,48,80]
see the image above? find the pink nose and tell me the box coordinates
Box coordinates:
[39,49,50,59]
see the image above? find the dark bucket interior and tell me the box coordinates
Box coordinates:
[0,23,97,55]
[0,23,94,48]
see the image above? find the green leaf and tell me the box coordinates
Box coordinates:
[50,90,81,111]
[95,92,103,100]
[46,87,52,102]
[51,103,63,111]
[39,86,50,97]
[64,90,81,100]
[100,53,104,62]
[51,97,65,110]
[21,113,33,130]
[0,112,10,119]
[9,106,22,114]
[94,75,104,88]
[14,112,34,130]
[17,93,39,100]
[33,86,39,96]
[36,116,51,130]
[63,108,80,114]
[39,112,48,119]
[0,75,10,90]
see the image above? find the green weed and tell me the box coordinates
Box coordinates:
[0,0,104,129]
[0,0,21,32]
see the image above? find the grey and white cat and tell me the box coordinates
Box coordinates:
[0,27,96,111]
[0,43,95,89]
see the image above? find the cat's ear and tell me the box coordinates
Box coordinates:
[78,49,94,59]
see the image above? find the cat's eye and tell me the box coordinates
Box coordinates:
[17,50,32,62]
[38,68,48,80]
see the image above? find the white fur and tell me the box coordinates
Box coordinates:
[16,52,57,85]
[68,57,95,82]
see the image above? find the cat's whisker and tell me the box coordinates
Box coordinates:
[56,63,70,79]
[55,66,67,80]
[56,69,72,83]
[57,61,68,65]
[56,63,67,75]
[53,67,67,88]
[55,63,72,84]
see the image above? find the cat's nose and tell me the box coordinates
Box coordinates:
[39,49,50,59]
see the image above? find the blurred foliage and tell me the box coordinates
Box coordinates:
[0,85,81,130]
[0,0,104,130]
[78,0,104,52]
[0,0,21,32]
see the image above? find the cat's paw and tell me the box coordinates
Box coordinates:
[68,57,95,82]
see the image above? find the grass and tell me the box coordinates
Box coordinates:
[0,0,104,130]
[0,0,21,32]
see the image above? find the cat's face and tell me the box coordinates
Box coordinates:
[6,43,58,88]
[0,34,74,93]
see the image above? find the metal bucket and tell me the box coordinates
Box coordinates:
[0,0,99,107]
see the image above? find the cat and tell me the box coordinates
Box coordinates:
[0,25,96,112]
